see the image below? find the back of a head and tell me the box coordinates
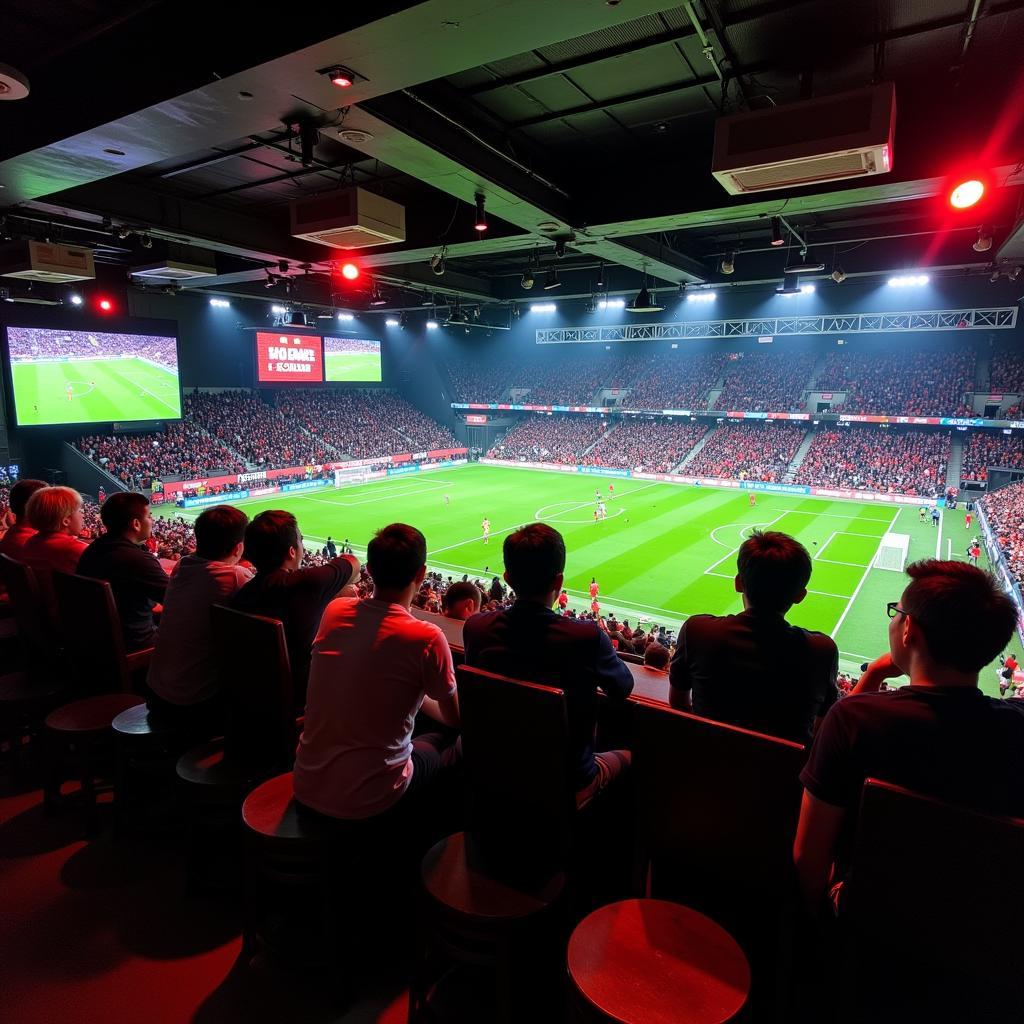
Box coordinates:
[903,559,1017,673]
[195,505,248,561]
[244,510,299,574]
[99,491,149,535]
[9,479,47,521]
[503,522,565,598]
[644,642,670,671]
[26,486,81,533]
[443,579,482,613]
[737,530,812,614]
[367,523,426,590]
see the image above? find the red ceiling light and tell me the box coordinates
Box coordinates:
[326,66,354,88]
[340,261,360,281]
[474,193,488,232]
[949,177,986,210]
[97,297,114,312]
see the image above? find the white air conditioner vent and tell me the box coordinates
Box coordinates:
[0,240,96,282]
[290,187,405,249]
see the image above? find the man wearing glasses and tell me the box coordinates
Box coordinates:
[794,559,1024,916]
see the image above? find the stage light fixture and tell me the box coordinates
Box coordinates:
[69,293,83,306]
[140,233,153,249]
[770,216,784,246]
[973,227,993,252]
[720,251,735,275]
[686,291,715,303]
[529,303,557,312]
[287,310,308,327]
[340,262,359,281]
[271,304,288,314]
[521,266,535,290]
[597,298,626,309]
[421,292,433,306]
[629,283,664,314]
[584,297,597,314]
[991,270,1002,283]
[385,317,399,327]
[337,312,354,321]
[949,178,985,210]
[784,258,826,274]
[369,285,387,306]
[429,248,446,276]
[473,193,488,232]
[324,66,355,88]
[595,262,606,291]
[554,240,566,259]
[97,297,114,312]
[543,269,561,291]
[831,264,847,283]
[264,273,277,289]
[426,319,439,329]
[209,298,230,308]
[887,274,929,287]
[116,225,131,240]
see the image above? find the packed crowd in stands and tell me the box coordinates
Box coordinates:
[487,414,608,464]
[7,326,178,368]
[817,349,975,416]
[626,352,725,411]
[513,352,638,405]
[583,419,708,474]
[794,428,950,495]
[686,422,806,482]
[447,360,511,402]
[961,431,1024,480]
[990,347,1024,393]
[980,481,1024,588]
[713,351,816,412]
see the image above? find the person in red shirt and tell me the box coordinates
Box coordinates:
[591,597,600,616]
[0,479,48,562]
[557,589,568,612]
[965,511,973,530]
[22,486,89,576]
[589,577,599,599]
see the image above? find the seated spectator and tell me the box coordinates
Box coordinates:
[147,505,252,726]
[22,486,89,576]
[442,580,483,621]
[669,530,838,744]
[230,510,359,703]
[643,642,670,672]
[293,524,460,820]
[78,492,169,651]
[794,560,1024,914]
[686,422,806,483]
[0,479,48,561]
[462,523,634,807]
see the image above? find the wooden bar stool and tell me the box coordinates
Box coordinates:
[567,899,750,1024]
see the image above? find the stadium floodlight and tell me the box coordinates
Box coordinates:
[385,317,399,327]
[426,319,439,329]
[209,298,230,308]
[597,298,626,309]
[271,304,288,314]
[337,312,355,321]
[949,177,985,210]
[887,274,929,287]
[529,302,557,312]
[69,293,83,306]
[686,291,716,302]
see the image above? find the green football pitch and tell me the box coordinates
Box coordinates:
[11,358,181,425]
[160,464,1011,695]
[324,350,382,382]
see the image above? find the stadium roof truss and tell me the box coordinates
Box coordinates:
[534,308,1019,344]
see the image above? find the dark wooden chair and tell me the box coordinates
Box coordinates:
[409,665,574,1024]
[837,778,1024,1024]
[0,555,66,773]
[44,571,150,831]
[176,606,297,889]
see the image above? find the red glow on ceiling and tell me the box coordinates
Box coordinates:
[97,298,113,312]
[340,262,360,281]
[949,178,986,210]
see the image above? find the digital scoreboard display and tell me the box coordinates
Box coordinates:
[255,331,324,383]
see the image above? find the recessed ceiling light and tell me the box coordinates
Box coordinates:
[338,129,373,144]
[537,221,560,232]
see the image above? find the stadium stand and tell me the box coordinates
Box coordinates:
[487,414,608,464]
[583,418,708,473]
[626,352,726,410]
[794,427,951,495]
[990,347,1024,393]
[961,432,1024,481]
[713,351,816,412]
[685,422,806,482]
[981,481,1024,588]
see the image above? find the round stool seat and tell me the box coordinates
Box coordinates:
[176,737,246,788]
[421,831,566,924]
[45,694,143,735]
[112,702,176,738]
[568,898,750,1024]
[242,771,332,842]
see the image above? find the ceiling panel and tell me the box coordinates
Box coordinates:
[562,44,696,105]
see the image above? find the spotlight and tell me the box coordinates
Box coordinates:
[784,258,826,274]
[720,251,735,275]
[521,266,535,290]
[264,273,277,289]
[271,304,288,314]
[97,297,114,312]
[584,297,597,314]
[69,293,83,306]
[686,291,716,303]
[597,298,626,309]
[323,66,355,88]
[369,285,387,306]
[887,274,929,287]
[426,319,439,329]
[140,233,153,249]
[973,227,993,252]
[801,283,815,294]
[398,312,409,329]
[429,248,446,276]
[629,281,664,313]
[831,264,847,283]
[421,292,433,306]
[340,261,359,280]
[385,317,399,327]
[595,262,606,291]
[949,177,985,210]
[554,240,566,259]
[337,312,354,321]
[473,193,488,232]
[543,269,561,291]
[770,216,784,246]
[209,298,230,308]
[530,303,557,312]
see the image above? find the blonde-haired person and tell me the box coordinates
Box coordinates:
[22,485,88,575]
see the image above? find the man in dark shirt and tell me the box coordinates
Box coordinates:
[230,510,359,704]
[669,530,838,744]
[463,522,634,807]
[794,559,1024,914]
[77,491,169,650]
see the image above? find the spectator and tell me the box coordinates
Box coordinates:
[584,419,709,474]
[961,432,1024,482]
[77,492,169,651]
[669,530,839,744]
[22,486,89,576]
[794,560,1023,915]
[147,505,252,727]
[488,415,607,465]
[687,422,806,483]
[643,642,670,671]
[293,524,460,820]
[229,510,359,704]
[980,481,1024,589]
[714,351,816,413]
[442,580,483,621]
[463,523,634,807]
[0,479,48,561]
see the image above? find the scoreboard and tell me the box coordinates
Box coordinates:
[255,331,324,383]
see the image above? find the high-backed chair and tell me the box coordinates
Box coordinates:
[45,572,148,831]
[409,665,574,1023]
[838,778,1024,1023]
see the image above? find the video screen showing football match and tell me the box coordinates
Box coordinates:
[5,325,182,426]
[324,335,382,382]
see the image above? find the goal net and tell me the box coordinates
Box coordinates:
[874,532,911,572]
[333,469,368,489]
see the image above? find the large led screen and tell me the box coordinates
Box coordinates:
[324,336,382,382]
[5,325,182,426]
[255,331,324,384]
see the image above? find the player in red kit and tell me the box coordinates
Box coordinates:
[749,492,757,507]
[965,510,972,530]
[589,577,599,599]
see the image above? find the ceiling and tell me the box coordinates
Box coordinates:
[2,0,1024,314]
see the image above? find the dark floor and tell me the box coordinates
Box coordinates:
[0,767,410,1023]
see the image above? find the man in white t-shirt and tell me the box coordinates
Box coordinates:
[294,523,460,820]
[147,504,252,729]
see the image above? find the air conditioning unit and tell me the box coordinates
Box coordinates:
[0,240,96,282]
[290,187,405,249]
[712,83,896,195]
[131,259,216,281]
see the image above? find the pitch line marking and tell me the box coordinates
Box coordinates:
[704,512,787,575]
[830,506,901,640]
[814,531,837,560]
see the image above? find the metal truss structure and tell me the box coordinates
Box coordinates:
[535,307,1019,344]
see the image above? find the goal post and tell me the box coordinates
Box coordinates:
[333,469,368,489]
[874,532,911,572]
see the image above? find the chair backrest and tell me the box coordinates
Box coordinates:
[52,571,133,695]
[632,700,806,914]
[0,553,51,656]
[845,779,1024,990]
[456,664,574,870]
[211,604,296,778]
